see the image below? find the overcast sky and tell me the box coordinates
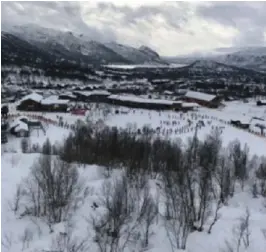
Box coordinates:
[1,1,266,56]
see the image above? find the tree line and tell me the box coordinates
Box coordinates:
[14,123,266,252]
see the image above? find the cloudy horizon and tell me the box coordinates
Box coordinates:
[1,1,266,56]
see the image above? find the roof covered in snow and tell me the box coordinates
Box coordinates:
[181,102,200,108]
[108,95,174,105]
[14,121,29,132]
[9,118,29,132]
[41,95,69,105]
[75,90,111,97]
[250,118,266,128]
[185,91,216,102]
[20,93,43,103]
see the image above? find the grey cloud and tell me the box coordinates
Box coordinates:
[1,1,191,41]
[89,2,189,30]
[2,1,266,51]
[1,1,117,42]
[197,2,266,46]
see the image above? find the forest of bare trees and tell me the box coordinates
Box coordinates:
[13,123,266,252]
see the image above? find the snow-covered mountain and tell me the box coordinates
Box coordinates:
[178,60,260,76]
[104,43,164,65]
[164,47,266,72]
[2,24,167,66]
[217,47,266,72]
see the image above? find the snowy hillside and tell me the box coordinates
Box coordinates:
[2,24,166,66]
[218,48,266,72]
[181,60,261,76]
[2,101,266,252]
[188,60,238,73]
[165,47,266,72]
[105,42,166,65]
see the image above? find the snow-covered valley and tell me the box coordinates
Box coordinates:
[2,101,266,252]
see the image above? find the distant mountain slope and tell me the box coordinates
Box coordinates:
[217,47,266,72]
[104,42,166,64]
[184,60,257,74]
[1,32,54,67]
[163,47,266,72]
[2,24,166,66]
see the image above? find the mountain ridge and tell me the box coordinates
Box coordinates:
[2,24,167,66]
[163,47,266,72]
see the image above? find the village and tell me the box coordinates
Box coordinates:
[2,89,266,147]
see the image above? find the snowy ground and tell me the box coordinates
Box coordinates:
[2,152,266,252]
[2,100,266,252]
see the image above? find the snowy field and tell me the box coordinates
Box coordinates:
[2,100,266,252]
[8,100,266,155]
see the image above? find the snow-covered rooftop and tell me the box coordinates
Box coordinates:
[60,93,76,98]
[14,121,29,132]
[108,95,174,105]
[250,118,266,128]
[181,102,200,108]
[185,91,216,102]
[41,95,69,105]
[164,90,174,95]
[20,93,43,103]
[76,90,111,97]
[9,118,29,132]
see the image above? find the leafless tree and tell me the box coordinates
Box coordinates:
[140,189,158,249]
[214,154,232,205]
[20,227,33,251]
[1,232,13,252]
[255,157,266,197]
[236,208,251,251]
[21,138,30,153]
[222,208,251,252]
[207,199,222,234]
[163,170,192,251]
[91,174,155,252]
[18,154,86,226]
[51,221,89,252]
[8,184,22,214]
[91,176,135,252]
[229,141,249,191]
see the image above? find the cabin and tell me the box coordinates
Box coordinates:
[17,93,69,112]
[73,90,111,103]
[9,116,45,137]
[257,100,266,106]
[183,91,221,108]
[58,93,77,101]
[16,93,43,111]
[230,117,251,130]
[9,118,30,138]
[41,95,69,112]
[250,118,266,135]
[230,120,250,129]
[180,102,200,112]
[107,95,175,110]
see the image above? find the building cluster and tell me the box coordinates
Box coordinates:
[16,90,223,113]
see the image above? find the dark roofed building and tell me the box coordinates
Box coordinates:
[16,93,43,111]
[17,93,69,112]
[257,100,266,106]
[73,90,111,103]
[41,95,69,112]
[183,90,221,108]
